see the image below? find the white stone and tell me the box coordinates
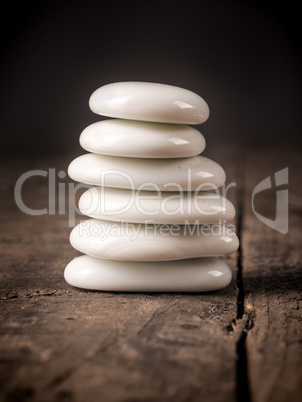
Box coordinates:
[79,187,236,224]
[80,119,206,158]
[64,255,232,292]
[70,219,239,261]
[89,82,209,124]
[68,153,226,191]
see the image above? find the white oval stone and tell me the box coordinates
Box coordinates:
[89,82,210,124]
[79,187,236,224]
[68,154,226,191]
[70,219,239,261]
[80,119,206,158]
[64,255,232,292]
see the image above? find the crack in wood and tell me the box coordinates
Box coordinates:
[236,319,251,402]
[1,291,19,300]
[1,290,61,302]
[235,184,252,402]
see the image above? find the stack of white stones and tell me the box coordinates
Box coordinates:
[65,82,239,292]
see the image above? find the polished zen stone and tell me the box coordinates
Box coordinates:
[68,154,226,191]
[64,255,232,292]
[89,82,210,124]
[79,187,235,224]
[80,119,206,158]
[70,219,239,261]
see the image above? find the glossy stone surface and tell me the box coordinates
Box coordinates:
[68,154,226,191]
[70,219,239,261]
[79,187,236,224]
[80,119,206,158]
[89,82,210,124]
[64,255,232,292]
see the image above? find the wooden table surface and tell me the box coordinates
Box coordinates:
[0,146,301,402]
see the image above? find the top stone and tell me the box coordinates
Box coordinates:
[89,82,210,124]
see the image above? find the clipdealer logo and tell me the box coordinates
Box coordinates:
[13,167,289,234]
[251,167,288,234]
[13,168,234,227]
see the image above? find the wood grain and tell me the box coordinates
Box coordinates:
[0,147,301,402]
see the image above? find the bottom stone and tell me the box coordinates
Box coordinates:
[64,255,232,292]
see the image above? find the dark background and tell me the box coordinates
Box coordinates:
[1,0,301,154]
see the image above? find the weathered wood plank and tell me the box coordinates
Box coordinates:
[0,151,240,402]
[242,148,302,402]
[3,147,300,402]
